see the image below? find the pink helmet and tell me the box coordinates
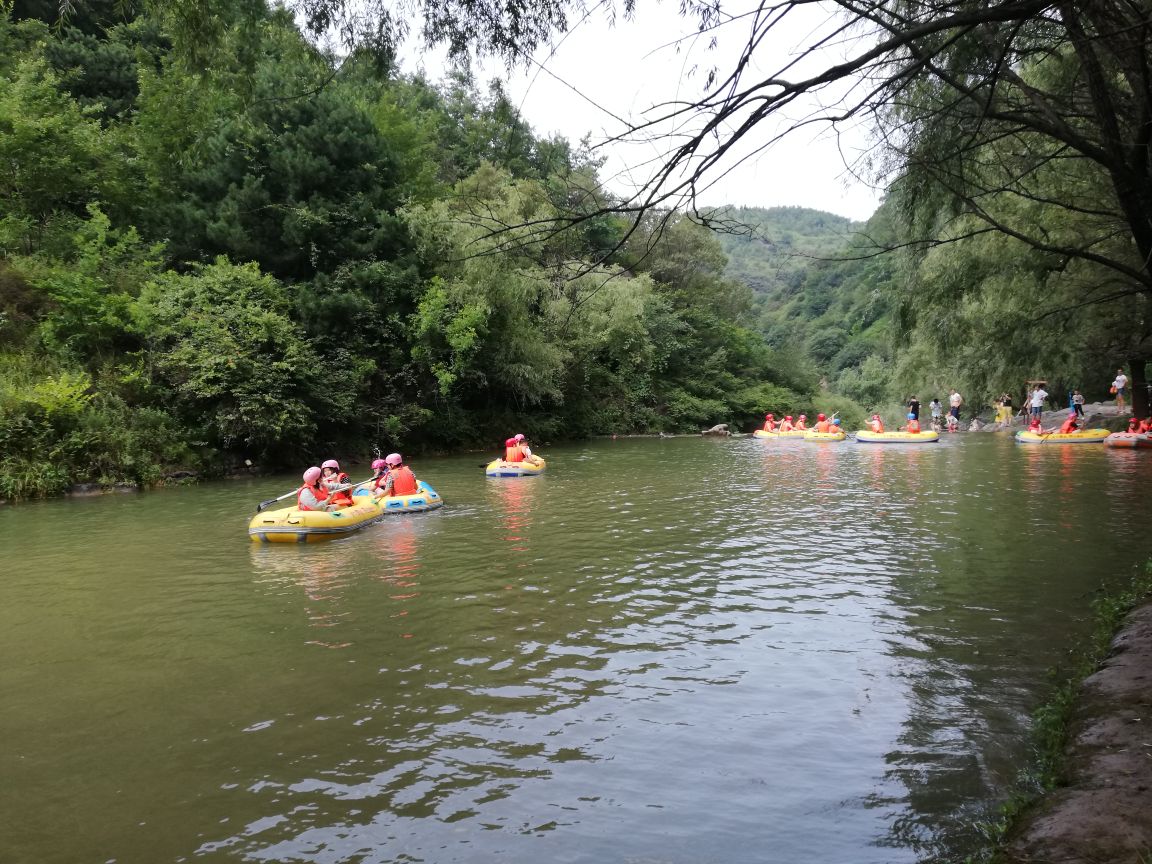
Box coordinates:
[799,414,806,419]
[514,433,525,441]
[321,459,339,470]
[766,413,774,419]
[385,453,402,467]
[303,466,322,484]
[371,458,386,470]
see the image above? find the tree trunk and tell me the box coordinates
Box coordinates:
[1129,357,1149,419]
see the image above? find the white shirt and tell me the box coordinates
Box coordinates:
[1114,374,1128,390]
[1030,389,1048,407]
[949,392,962,407]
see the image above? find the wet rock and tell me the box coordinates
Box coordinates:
[701,423,730,437]
[69,483,104,496]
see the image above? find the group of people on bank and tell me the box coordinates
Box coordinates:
[298,454,420,512]
[761,413,842,433]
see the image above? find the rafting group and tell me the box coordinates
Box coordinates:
[754,411,940,443]
[1010,411,1152,447]
[249,434,548,543]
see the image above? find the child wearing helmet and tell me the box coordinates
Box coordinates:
[1059,411,1081,434]
[779,415,795,432]
[902,412,921,434]
[514,433,544,466]
[298,467,335,511]
[814,413,831,433]
[375,453,419,498]
[868,414,885,434]
[795,414,808,431]
[320,459,354,508]
[370,457,391,493]
[761,413,777,432]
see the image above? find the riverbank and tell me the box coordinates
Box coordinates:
[991,569,1152,864]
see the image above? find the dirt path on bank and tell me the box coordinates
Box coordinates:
[1002,603,1152,864]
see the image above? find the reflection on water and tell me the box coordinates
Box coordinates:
[2,436,1151,864]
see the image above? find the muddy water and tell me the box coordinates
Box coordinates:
[2,435,1149,864]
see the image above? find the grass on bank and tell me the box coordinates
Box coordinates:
[966,561,1152,862]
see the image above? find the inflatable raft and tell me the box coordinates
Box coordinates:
[753,429,806,439]
[856,430,940,444]
[1105,432,1152,449]
[803,430,846,442]
[249,481,444,543]
[249,498,384,544]
[486,458,547,477]
[1015,429,1109,444]
[352,480,444,512]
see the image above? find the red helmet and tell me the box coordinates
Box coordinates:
[766,413,775,419]
[785,415,793,421]
[816,413,826,421]
[385,453,403,467]
[321,459,339,470]
[872,414,881,419]
[303,466,322,484]
[505,437,516,446]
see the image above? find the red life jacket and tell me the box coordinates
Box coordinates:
[386,465,418,496]
[298,483,329,511]
[906,420,920,433]
[1061,418,1079,433]
[505,444,525,462]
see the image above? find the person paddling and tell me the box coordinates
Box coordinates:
[320,459,354,508]
[298,467,335,511]
[513,433,544,466]
[375,453,419,498]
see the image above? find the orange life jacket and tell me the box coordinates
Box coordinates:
[814,420,831,433]
[297,483,329,511]
[325,472,354,507]
[1061,418,1079,434]
[869,419,885,433]
[385,465,418,496]
[906,420,920,433]
[505,444,525,462]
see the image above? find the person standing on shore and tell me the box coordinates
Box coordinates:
[1029,384,1049,424]
[907,396,920,421]
[1002,392,1015,424]
[1072,390,1085,418]
[1112,369,1128,414]
[948,389,963,422]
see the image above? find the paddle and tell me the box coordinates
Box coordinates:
[255,476,376,512]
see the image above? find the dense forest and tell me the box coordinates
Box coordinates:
[0,2,829,499]
[4,0,1150,501]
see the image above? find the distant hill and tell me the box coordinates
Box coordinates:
[713,204,901,409]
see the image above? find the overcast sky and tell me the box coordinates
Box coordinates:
[400,1,885,222]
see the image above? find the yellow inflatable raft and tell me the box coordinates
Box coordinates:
[486,458,547,477]
[248,481,443,543]
[856,430,940,444]
[249,499,384,544]
[803,430,846,442]
[1014,429,1109,444]
[753,429,805,439]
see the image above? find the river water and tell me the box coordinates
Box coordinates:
[3,435,1150,864]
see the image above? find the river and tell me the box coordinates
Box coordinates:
[2,435,1150,864]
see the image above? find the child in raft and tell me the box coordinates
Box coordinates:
[1059,412,1081,434]
[761,413,778,432]
[795,414,808,431]
[900,412,921,433]
[868,414,885,433]
[373,452,419,498]
[812,413,833,433]
[779,415,796,432]
[320,459,355,507]
[1126,417,1152,434]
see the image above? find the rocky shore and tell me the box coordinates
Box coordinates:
[1001,603,1152,864]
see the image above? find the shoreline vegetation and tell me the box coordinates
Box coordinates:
[972,565,1152,864]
